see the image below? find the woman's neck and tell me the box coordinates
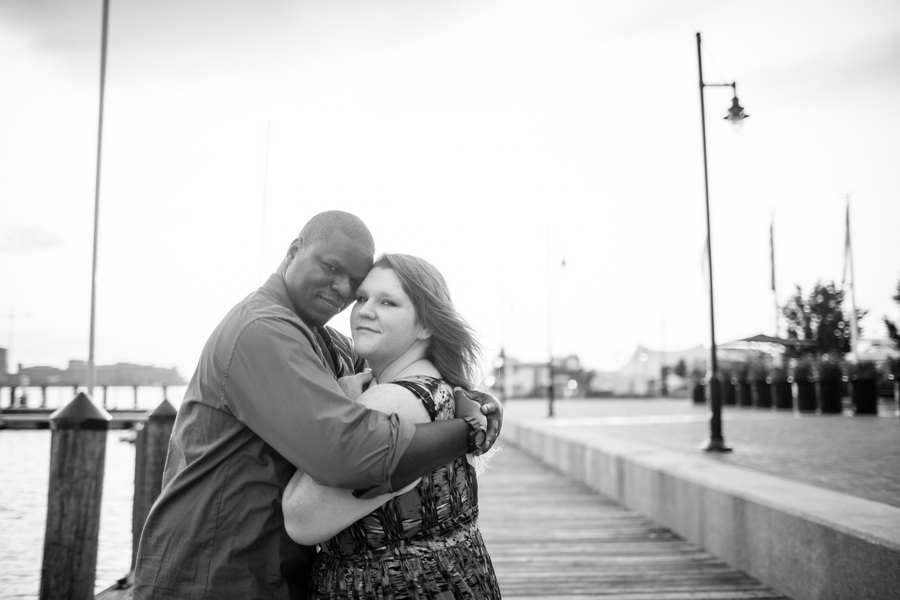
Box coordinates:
[372,347,431,384]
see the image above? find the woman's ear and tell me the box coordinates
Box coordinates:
[417,326,432,341]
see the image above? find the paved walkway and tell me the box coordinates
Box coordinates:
[502,398,900,509]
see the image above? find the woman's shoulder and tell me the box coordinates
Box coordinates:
[358,381,433,424]
[390,375,454,421]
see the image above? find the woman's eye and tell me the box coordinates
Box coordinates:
[381,300,396,307]
[355,295,367,303]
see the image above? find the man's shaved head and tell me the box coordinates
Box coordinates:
[298,210,375,255]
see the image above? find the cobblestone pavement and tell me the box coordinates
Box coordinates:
[503,397,900,509]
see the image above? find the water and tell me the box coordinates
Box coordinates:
[0,386,186,599]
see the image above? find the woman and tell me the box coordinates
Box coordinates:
[283,253,501,599]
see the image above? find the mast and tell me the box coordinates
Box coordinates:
[87,0,111,393]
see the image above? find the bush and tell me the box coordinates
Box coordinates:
[880,356,900,381]
[747,362,768,383]
[768,365,789,384]
[846,360,879,381]
[814,356,843,383]
[732,363,749,385]
[789,356,814,383]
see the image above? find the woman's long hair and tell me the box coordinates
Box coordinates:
[374,254,482,390]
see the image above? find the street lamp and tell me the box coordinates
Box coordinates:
[696,32,747,452]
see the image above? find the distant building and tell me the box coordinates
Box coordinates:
[0,353,185,388]
[490,354,595,399]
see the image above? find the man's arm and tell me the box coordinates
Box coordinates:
[283,384,429,545]
[228,318,501,494]
[226,318,415,491]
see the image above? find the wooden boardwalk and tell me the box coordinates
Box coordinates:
[99,444,790,599]
[476,444,790,599]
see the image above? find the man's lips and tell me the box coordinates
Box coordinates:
[320,295,343,309]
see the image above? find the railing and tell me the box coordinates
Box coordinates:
[19,392,175,600]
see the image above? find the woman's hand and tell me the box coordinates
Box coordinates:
[337,370,374,400]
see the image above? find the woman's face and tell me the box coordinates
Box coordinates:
[350,267,427,365]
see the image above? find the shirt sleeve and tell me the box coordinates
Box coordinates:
[223,316,415,492]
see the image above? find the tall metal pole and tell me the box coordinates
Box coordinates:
[846,196,860,363]
[87,0,111,394]
[547,228,555,417]
[696,32,731,452]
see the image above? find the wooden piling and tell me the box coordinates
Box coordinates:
[40,392,112,600]
[132,398,176,567]
[40,386,48,408]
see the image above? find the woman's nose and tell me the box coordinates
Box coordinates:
[357,299,376,318]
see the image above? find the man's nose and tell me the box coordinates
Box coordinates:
[332,274,352,299]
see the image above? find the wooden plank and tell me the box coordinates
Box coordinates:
[476,444,791,599]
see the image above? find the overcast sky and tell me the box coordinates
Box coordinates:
[2,0,899,381]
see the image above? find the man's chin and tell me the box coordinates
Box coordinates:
[299,309,339,329]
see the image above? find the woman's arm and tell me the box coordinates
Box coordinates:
[282,382,432,546]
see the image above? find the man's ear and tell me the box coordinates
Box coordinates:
[287,237,303,259]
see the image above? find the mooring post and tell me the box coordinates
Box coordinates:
[40,392,112,600]
[132,398,177,567]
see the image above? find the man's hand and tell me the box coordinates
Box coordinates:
[453,389,503,456]
[470,390,502,455]
[338,370,374,400]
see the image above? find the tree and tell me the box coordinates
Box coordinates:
[781,281,867,357]
[883,277,900,352]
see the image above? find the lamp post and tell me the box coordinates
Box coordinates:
[696,32,747,452]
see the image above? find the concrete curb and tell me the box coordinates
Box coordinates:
[503,417,900,600]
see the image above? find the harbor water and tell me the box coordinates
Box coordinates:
[0,386,186,599]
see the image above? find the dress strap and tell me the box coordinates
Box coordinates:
[388,377,440,421]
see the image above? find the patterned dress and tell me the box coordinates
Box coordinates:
[309,375,501,599]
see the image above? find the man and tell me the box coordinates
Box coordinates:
[134,211,501,599]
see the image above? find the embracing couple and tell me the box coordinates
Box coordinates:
[133,211,503,599]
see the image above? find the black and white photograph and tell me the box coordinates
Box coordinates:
[1,1,899,598]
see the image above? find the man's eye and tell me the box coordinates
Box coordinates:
[323,262,337,272]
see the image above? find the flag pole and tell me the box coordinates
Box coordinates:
[87,0,111,395]
[770,213,778,337]
[845,197,859,362]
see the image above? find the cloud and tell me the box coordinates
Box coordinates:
[0,228,63,252]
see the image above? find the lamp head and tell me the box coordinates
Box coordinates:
[724,95,749,129]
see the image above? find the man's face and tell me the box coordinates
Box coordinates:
[283,231,374,328]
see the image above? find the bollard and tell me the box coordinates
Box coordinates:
[132,398,177,567]
[40,392,112,600]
